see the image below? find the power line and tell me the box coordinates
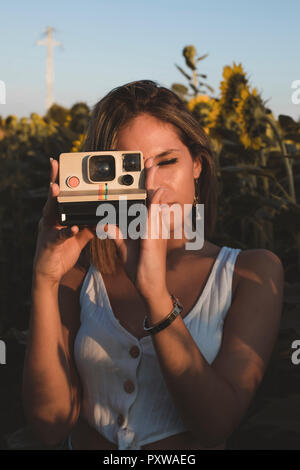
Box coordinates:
[37,27,62,112]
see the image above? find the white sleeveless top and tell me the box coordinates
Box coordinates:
[73,245,241,449]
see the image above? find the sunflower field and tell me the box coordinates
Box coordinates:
[0,46,300,449]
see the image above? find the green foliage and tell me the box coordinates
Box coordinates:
[171,83,189,102]
[44,103,70,126]
[69,102,91,134]
[183,45,197,70]
[0,103,90,334]
[173,47,300,279]
[173,46,214,99]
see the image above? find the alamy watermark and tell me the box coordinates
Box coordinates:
[95,199,204,250]
[0,340,6,365]
[291,340,300,365]
[0,80,6,104]
[291,80,300,105]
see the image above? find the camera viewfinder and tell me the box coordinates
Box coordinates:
[123,153,141,172]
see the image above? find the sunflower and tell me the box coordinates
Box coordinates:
[64,114,72,128]
[236,86,267,150]
[219,62,248,115]
[5,115,18,128]
[30,113,47,126]
[187,94,210,111]
[183,45,196,70]
[71,133,87,152]
[188,95,217,132]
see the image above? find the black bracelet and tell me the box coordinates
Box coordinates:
[143,294,183,335]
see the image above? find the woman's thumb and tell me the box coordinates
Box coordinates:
[75,227,96,250]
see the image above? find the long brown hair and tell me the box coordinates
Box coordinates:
[82,80,217,274]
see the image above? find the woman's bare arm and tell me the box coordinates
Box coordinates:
[145,249,284,448]
[22,158,94,447]
[22,265,86,447]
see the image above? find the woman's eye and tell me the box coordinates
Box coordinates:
[157,158,178,167]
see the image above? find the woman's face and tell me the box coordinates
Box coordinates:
[115,113,202,233]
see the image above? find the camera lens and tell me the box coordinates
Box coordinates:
[89,155,115,182]
[121,174,134,186]
[123,153,141,172]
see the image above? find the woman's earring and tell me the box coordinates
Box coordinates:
[193,178,201,228]
[193,178,200,206]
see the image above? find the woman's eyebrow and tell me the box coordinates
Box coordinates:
[153,149,180,159]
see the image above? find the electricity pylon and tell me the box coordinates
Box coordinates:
[37,27,62,111]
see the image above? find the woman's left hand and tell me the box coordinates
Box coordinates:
[98,157,170,304]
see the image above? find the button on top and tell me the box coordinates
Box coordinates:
[123,379,135,394]
[129,345,140,358]
[117,414,124,426]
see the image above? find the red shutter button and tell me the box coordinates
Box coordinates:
[66,176,80,188]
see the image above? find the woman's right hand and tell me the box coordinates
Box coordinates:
[33,158,95,285]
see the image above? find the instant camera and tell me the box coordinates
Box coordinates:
[57,151,147,227]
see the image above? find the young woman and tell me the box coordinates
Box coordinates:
[22,80,284,450]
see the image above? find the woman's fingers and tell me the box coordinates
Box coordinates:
[42,158,60,226]
[74,227,96,250]
[46,225,92,248]
[144,158,169,234]
[42,182,60,226]
[146,187,168,239]
[55,226,77,242]
[144,159,158,208]
[150,186,168,204]
[50,157,59,184]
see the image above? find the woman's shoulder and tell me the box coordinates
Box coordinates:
[201,243,284,299]
[234,248,283,280]
[231,248,284,308]
[201,241,283,278]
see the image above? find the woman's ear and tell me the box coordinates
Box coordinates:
[193,156,202,180]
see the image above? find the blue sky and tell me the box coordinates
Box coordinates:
[0,0,299,120]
